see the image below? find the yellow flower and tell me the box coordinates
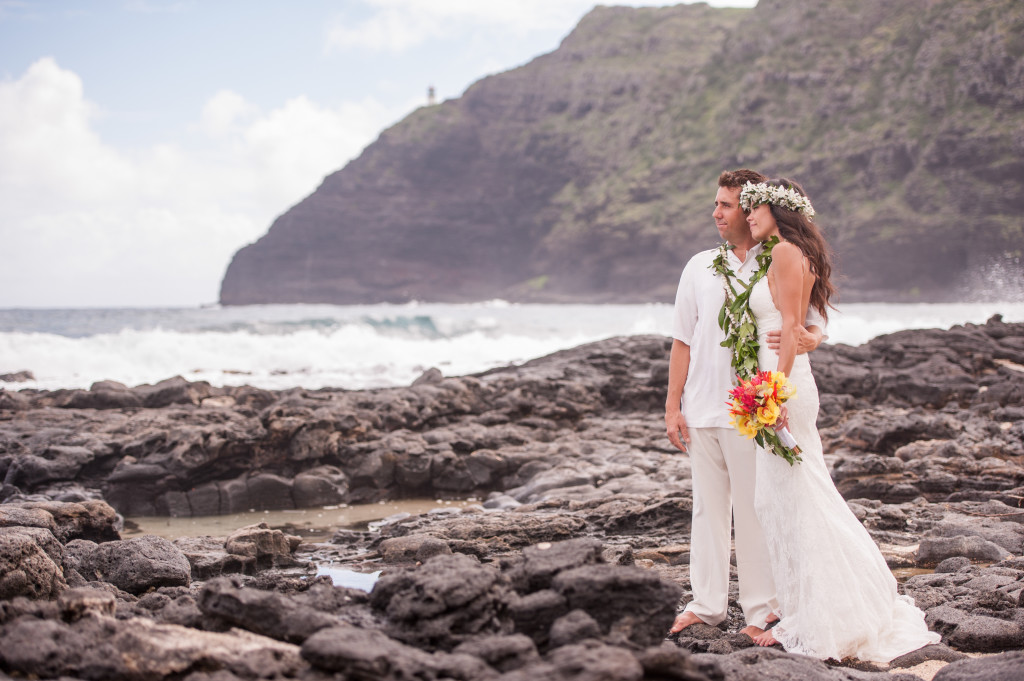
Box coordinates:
[772,371,797,400]
[756,398,781,426]
[731,413,759,439]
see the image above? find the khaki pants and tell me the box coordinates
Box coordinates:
[683,427,778,628]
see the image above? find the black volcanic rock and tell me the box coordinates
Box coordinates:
[2,318,1024,519]
[221,0,1024,305]
[5,320,1024,678]
[73,535,192,595]
[933,651,1024,681]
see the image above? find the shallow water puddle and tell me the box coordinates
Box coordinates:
[123,498,473,541]
[316,566,382,592]
[891,566,935,582]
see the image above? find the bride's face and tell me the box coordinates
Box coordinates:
[746,204,778,242]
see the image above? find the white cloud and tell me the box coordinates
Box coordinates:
[0,58,134,203]
[325,0,757,53]
[0,58,411,307]
[327,7,439,53]
[237,94,401,206]
[325,0,608,53]
[200,90,258,137]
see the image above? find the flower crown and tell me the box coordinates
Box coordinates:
[739,181,815,218]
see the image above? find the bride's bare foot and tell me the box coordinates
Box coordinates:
[740,612,780,638]
[670,611,706,633]
[739,624,765,638]
[752,629,779,647]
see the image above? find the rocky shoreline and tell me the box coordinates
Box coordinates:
[2,316,1024,680]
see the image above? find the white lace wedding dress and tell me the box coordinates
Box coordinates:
[749,276,940,662]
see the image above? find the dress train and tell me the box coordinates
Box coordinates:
[749,276,940,662]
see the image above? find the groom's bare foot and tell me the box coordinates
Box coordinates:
[670,611,706,633]
[752,629,779,647]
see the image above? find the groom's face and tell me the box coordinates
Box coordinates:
[713,186,750,245]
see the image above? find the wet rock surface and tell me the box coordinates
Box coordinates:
[1,317,1023,679]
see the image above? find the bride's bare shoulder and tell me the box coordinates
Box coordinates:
[772,241,801,258]
[771,242,807,267]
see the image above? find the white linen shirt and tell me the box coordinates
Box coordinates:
[671,244,825,428]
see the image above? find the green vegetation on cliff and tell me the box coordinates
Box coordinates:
[221,0,1024,305]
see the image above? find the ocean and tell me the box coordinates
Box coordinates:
[2,300,1023,393]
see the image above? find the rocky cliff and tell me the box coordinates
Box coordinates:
[220,0,1024,305]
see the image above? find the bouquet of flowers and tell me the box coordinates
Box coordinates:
[727,370,803,465]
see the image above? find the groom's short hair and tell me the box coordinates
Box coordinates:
[718,168,767,189]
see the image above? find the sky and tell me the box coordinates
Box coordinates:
[0,0,756,308]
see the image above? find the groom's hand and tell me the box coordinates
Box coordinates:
[765,326,823,355]
[666,409,690,452]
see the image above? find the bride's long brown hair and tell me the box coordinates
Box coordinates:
[767,178,837,321]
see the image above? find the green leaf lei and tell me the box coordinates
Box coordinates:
[710,236,778,380]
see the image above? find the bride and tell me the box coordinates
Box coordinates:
[739,178,940,662]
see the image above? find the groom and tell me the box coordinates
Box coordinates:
[665,168,824,638]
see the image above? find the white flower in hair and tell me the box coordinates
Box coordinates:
[739,181,816,218]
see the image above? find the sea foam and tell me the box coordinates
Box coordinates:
[1,301,1021,392]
